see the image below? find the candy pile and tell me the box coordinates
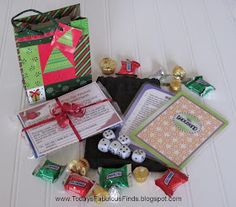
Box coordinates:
[100,58,215,97]
[152,65,215,96]
[100,58,140,76]
[31,141,188,203]
[32,155,188,203]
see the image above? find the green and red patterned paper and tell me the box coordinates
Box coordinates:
[12,4,92,104]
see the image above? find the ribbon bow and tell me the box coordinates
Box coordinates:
[51,102,85,128]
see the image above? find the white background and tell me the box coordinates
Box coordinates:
[1,0,236,206]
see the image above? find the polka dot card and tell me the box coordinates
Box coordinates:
[130,92,228,169]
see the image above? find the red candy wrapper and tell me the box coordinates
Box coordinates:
[64,173,95,197]
[117,59,140,75]
[155,168,188,197]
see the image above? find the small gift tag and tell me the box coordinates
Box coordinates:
[27,86,46,103]
[51,23,82,53]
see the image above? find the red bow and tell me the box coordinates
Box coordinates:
[51,102,85,128]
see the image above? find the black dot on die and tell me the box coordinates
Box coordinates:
[135,158,137,160]
[123,151,125,153]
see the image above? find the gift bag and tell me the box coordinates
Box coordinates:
[11,4,92,104]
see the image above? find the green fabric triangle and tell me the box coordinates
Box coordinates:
[44,48,73,73]
[57,30,73,46]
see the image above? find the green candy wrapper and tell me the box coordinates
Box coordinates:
[33,160,66,183]
[98,164,132,190]
[185,76,215,97]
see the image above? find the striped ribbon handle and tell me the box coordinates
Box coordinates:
[11,9,62,34]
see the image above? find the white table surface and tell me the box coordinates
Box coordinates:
[1,0,236,206]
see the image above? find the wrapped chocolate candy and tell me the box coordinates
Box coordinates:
[170,78,182,92]
[172,65,186,80]
[148,69,166,80]
[100,58,117,75]
[64,173,95,197]
[77,158,90,176]
[67,160,79,173]
[133,166,149,183]
[185,76,215,97]
[116,59,140,76]
[67,158,90,176]
[92,184,109,203]
[151,65,186,86]
[159,75,174,86]
[108,185,121,201]
[155,168,188,197]
[32,159,66,183]
[98,164,132,190]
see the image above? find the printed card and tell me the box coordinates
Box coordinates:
[18,82,122,158]
[120,83,172,136]
[130,92,228,169]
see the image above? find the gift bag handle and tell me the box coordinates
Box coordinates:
[11,9,62,34]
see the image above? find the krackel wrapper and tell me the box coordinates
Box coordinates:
[98,164,132,190]
[155,168,188,197]
[63,172,95,197]
[32,159,66,183]
[185,76,215,97]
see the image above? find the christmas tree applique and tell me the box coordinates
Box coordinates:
[57,30,73,46]
[44,48,73,73]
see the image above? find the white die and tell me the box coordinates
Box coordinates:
[98,138,111,153]
[103,129,116,140]
[131,149,146,163]
[108,140,122,155]
[118,135,131,146]
[117,145,131,159]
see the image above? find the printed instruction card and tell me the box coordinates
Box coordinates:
[18,82,122,158]
[120,83,172,136]
[130,92,228,169]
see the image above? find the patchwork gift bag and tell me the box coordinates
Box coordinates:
[11,4,92,104]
